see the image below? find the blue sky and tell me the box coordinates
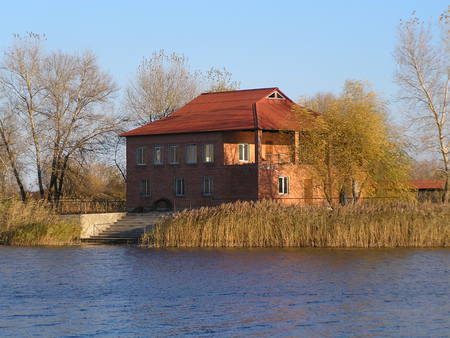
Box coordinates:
[0,1,446,120]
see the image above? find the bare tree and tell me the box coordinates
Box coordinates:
[0,34,46,198]
[125,50,199,125]
[205,67,240,92]
[0,105,27,201]
[40,50,118,202]
[395,11,449,202]
[0,34,119,203]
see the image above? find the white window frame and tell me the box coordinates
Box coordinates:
[202,176,213,196]
[139,178,150,197]
[168,144,179,164]
[136,146,146,165]
[278,176,289,195]
[185,144,197,164]
[175,178,185,197]
[238,143,250,162]
[153,145,163,165]
[203,144,215,163]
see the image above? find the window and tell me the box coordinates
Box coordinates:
[136,146,146,165]
[203,176,213,196]
[238,143,250,162]
[175,178,185,196]
[168,145,179,164]
[186,144,197,164]
[153,146,163,165]
[203,144,214,163]
[139,179,150,197]
[268,92,284,99]
[278,176,289,195]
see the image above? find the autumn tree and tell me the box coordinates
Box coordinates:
[394,11,449,202]
[297,81,411,205]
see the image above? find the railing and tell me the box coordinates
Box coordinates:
[56,199,126,215]
[261,153,293,165]
[89,223,110,237]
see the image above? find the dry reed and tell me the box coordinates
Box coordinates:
[0,199,80,245]
[141,200,449,248]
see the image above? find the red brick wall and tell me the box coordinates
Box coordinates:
[258,164,325,205]
[125,130,325,211]
[125,131,258,211]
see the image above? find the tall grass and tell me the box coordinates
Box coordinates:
[141,200,449,248]
[0,199,80,246]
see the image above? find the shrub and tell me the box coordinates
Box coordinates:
[0,199,80,245]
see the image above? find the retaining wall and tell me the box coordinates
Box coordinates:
[61,212,126,239]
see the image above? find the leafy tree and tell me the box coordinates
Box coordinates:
[297,81,411,205]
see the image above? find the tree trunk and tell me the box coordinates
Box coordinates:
[0,126,26,201]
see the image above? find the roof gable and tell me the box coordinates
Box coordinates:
[120,87,301,137]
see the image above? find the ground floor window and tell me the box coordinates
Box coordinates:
[175,178,185,196]
[278,176,289,195]
[203,176,213,196]
[139,179,150,197]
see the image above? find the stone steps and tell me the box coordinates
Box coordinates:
[82,212,168,244]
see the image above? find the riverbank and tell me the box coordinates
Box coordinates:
[0,200,80,246]
[141,201,449,248]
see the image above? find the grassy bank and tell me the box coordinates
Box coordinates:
[141,201,449,248]
[0,200,80,246]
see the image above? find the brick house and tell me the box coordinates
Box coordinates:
[120,88,321,211]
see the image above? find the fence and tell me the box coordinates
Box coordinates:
[55,199,126,215]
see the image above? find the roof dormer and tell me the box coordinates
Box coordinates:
[267,91,285,99]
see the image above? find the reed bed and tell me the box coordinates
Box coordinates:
[141,200,449,248]
[0,199,80,246]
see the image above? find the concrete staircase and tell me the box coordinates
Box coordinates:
[83,212,169,244]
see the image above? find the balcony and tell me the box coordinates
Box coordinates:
[261,153,293,165]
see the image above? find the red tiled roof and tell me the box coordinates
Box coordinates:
[120,88,303,137]
[411,179,445,190]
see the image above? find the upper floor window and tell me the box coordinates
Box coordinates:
[268,92,284,99]
[175,178,185,196]
[139,178,150,197]
[238,143,250,162]
[203,176,213,196]
[203,144,214,163]
[278,176,289,195]
[168,145,179,164]
[153,146,163,165]
[186,144,197,164]
[136,146,146,165]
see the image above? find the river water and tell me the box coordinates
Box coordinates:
[0,246,449,337]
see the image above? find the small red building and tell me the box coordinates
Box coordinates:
[411,179,446,202]
[120,88,321,211]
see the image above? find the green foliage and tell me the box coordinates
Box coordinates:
[141,200,449,248]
